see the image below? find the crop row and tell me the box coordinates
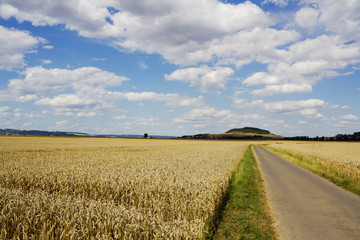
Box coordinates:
[0,137,248,239]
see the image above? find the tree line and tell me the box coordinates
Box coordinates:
[284,132,360,141]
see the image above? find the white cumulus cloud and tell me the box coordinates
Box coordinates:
[0,25,44,71]
[295,7,320,33]
[165,66,234,90]
[7,66,129,95]
[341,114,359,121]
[0,0,119,38]
[263,99,326,113]
[244,35,360,96]
[174,106,234,128]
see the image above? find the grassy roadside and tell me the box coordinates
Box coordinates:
[212,146,279,240]
[265,146,360,196]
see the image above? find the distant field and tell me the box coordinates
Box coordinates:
[267,141,360,194]
[0,136,248,239]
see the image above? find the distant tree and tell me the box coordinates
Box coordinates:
[144,133,148,138]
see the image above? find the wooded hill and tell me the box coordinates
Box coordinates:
[180,127,282,140]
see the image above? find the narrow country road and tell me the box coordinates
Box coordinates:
[253,146,360,240]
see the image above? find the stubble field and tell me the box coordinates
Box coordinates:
[0,136,248,239]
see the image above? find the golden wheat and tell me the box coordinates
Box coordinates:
[268,141,360,182]
[0,136,248,239]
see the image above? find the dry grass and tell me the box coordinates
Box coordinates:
[0,136,248,239]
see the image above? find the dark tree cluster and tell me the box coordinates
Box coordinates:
[284,132,360,141]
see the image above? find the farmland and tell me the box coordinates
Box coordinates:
[266,141,360,195]
[0,136,248,239]
[2,137,360,239]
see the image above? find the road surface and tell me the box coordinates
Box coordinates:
[253,146,360,240]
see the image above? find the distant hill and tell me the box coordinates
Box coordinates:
[180,127,282,140]
[226,127,270,134]
[210,127,281,140]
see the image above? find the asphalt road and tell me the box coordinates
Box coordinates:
[253,146,360,240]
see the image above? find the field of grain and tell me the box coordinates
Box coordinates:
[267,141,360,183]
[0,136,248,239]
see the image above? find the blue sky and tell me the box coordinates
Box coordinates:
[0,0,359,137]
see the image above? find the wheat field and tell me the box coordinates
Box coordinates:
[267,141,360,183]
[0,136,248,239]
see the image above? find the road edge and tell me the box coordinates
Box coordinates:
[212,145,280,240]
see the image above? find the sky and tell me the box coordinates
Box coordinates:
[0,0,359,137]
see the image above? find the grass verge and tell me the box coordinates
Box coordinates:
[212,146,279,240]
[265,146,360,196]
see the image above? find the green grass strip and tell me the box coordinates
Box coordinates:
[265,146,360,197]
[212,146,279,240]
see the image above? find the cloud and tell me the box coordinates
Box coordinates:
[0,0,298,70]
[252,83,312,96]
[174,106,234,128]
[114,116,160,129]
[295,7,320,33]
[36,94,99,109]
[330,114,359,128]
[77,112,96,117]
[0,106,24,123]
[110,92,203,107]
[22,122,32,127]
[52,120,76,130]
[91,57,107,61]
[1,64,203,116]
[42,45,53,49]
[139,61,148,70]
[42,59,52,64]
[35,93,109,117]
[243,72,280,86]
[2,66,128,115]
[295,1,360,41]
[56,120,68,127]
[5,66,202,108]
[7,66,129,95]
[196,27,300,68]
[0,0,119,38]
[233,98,248,108]
[233,98,328,120]
[165,66,234,90]
[232,98,265,109]
[111,0,275,65]
[16,94,38,102]
[299,108,326,119]
[0,106,11,119]
[113,115,128,120]
[341,114,359,121]
[315,0,360,41]
[262,0,290,7]
[244,35,360,96]
[35,93,108,117]
[129,116,160,127]
[0,0,278,66]
[288,35,360,64]
[237,114,265,120]
[263,99,326,113]
[0,25,44,71]
[2,0,359,73]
